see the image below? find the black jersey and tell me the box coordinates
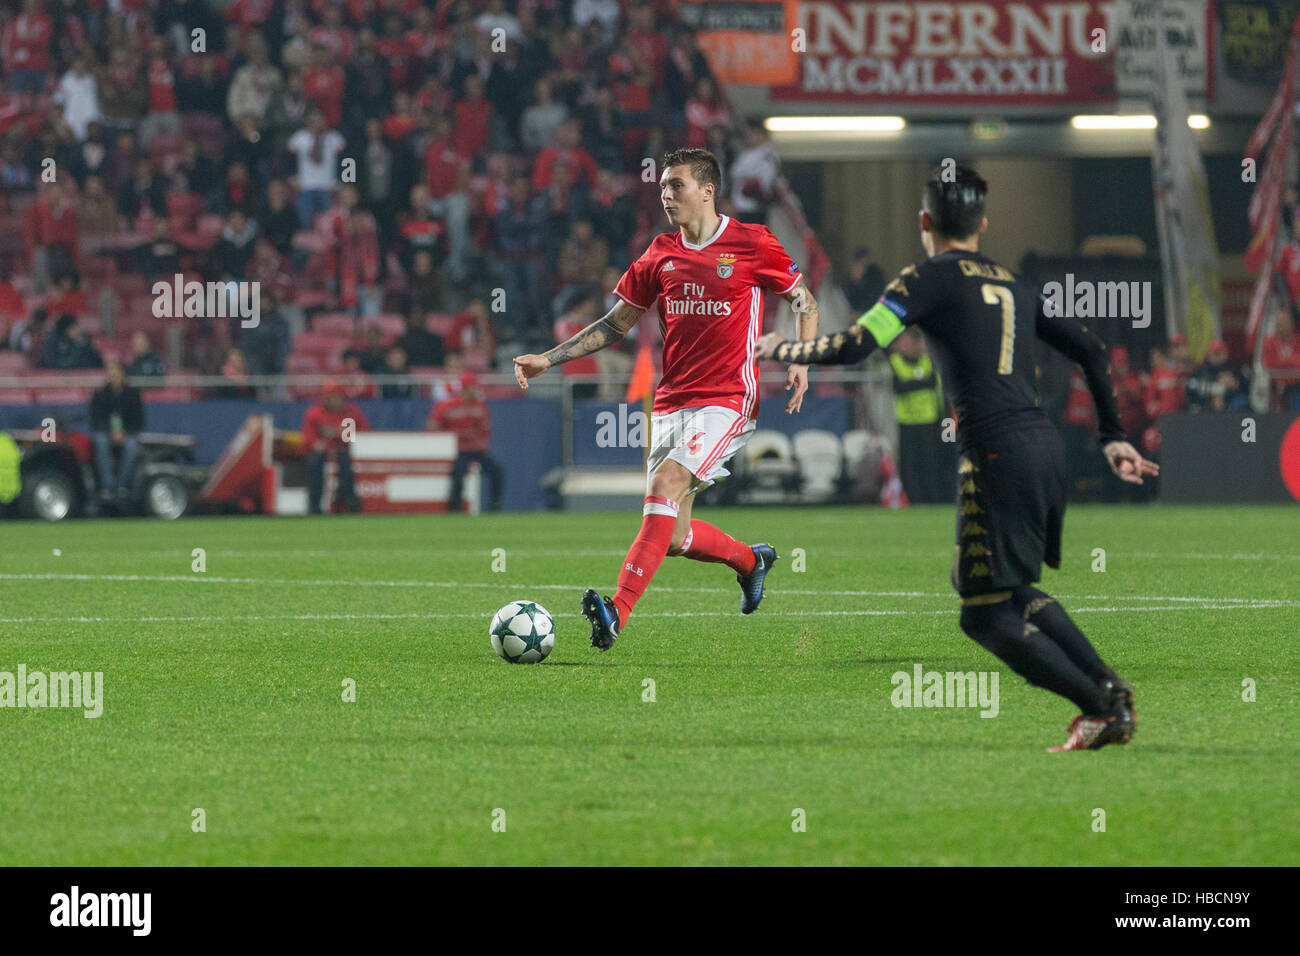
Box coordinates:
[776,248,1125,447]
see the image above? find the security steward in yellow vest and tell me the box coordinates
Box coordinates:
[890,327,954,503]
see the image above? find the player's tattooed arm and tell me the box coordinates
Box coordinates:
[544,301,642,366]
[785,283,820,341]
[779,282,819,413]
[514,301,643,389]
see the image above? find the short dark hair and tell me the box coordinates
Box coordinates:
[662,147,721,195]
[922,164,988,239]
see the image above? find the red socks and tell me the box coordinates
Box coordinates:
[675,520,756,576]
[612,495,678,628]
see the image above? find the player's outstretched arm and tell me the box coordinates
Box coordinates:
[779,283,820,413]
[513,301,643,390]
[1035,305,1126,444]
[757,321,877,366]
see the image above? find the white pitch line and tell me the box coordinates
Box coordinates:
[1,572,1293,608]
[0,602,1296,626]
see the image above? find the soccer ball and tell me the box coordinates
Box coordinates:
[489,601,555,663]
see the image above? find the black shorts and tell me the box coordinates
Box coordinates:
[952,423,1069,598]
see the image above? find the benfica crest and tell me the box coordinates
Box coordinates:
[716,254,735,279]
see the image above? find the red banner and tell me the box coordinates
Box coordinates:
[771,0,1118,105]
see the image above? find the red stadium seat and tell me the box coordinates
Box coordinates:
[142,387,193,402]
[425,313,455,337]
[311,313,356,337]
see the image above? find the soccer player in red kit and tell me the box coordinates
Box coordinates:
[513,148,819,650]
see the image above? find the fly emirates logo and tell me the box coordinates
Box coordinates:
[664,281,732,317]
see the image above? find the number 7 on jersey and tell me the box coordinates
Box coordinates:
[982,283,1015,375]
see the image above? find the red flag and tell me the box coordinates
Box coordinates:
[625,343,654,403]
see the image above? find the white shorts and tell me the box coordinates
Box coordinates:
[645,405,756,496]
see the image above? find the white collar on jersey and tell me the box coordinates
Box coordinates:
[679,214,730,251]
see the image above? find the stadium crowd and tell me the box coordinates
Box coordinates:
[0,0,788,401]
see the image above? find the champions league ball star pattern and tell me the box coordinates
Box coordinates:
[489,601,556,664]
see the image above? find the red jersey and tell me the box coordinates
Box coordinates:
[148,57,177,112]
[1263,333,1300,370]
[614,215,802,417]
[429,394,490,453]
[302,401,369,451]
[2,13,53,73]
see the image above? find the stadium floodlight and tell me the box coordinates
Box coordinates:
[1071,114,1211,130]
[1070,114,1158,130]
[764,116,906,133]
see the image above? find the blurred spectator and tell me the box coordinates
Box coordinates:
[261,179,302,257]
[495,177,547,331]
[9,306,46,356]
[889,328,952,504]
[79,175,119,242]
[176,55,228,115]
[454,74,493,159]
[71,119,110,184]
[843,246,886,314]
[89,361,143,502]
[118,157,167,223]
[395,310,445,367]
[406,249,443,317]
[579,86,624,169]
[25,180,79,293]
[532,119,598,192]
[398,183,448,273]
[302,382,368,514]
[1187,340,1249,413]
[287,108,346,226]
[99,45,146,131]
[3,0,54,94]
[140,36,181,148]
[1144,347,1186,419]
[226,33,282,123]
[126,331,166,379]
[730,122,779,222]
[242,290,291,379]
[422,114,471,279]
[380,345,418,399]
[521,77,567,153]
[53,48,100,140]
[226,118,272,187]
[165,171,203,230]
[302,43,345,128]
[1110,346,1148,439]
[41,313,99,369]
[1263,306,1300,409]
[358,325,389,375]
[320,186,381,316]
[558,219,609,287]
[446,297,497,366]
[1,139,33,192]
[211,348,255,399]
[429,371,502,512]
[685,77,729,147]
[358,117,396,244]
[339,349,375,399]
[46,270,86,318]
[0,264,24,328]
[139,217,182,281]
[214,208,258,278]
[588,169,637,266]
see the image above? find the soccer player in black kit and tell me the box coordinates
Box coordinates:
[757,165,1158,751]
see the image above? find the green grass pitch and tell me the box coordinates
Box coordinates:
[0,504,1296,866]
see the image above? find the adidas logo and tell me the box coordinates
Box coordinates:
[663,260,676,271]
